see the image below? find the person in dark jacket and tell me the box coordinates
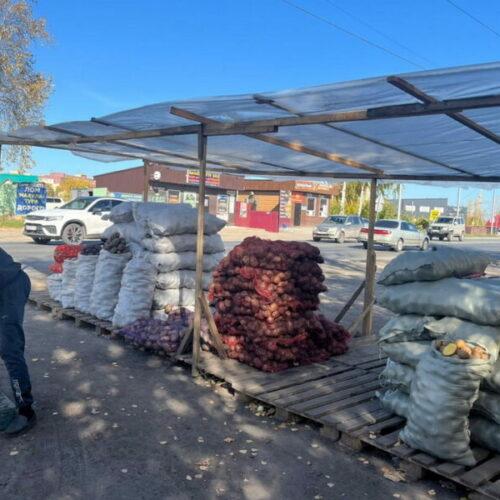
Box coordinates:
[0,247,35,436]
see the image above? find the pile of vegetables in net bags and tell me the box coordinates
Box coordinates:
[208,237,350,372]
[120,308,208,354]
[47,245,85,301]
[375,246,500,463]
[102,202,225,328]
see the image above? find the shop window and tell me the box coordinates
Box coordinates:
[306,197,316,216]
[167,190,180,204]
[319,198,328,217]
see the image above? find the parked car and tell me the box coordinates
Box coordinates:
[428,216,465,241]
[359,219,429,251]
[24,196,123,245]
[46,197,64,210]
[312,215,365,243]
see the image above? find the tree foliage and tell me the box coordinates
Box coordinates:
[0,0,52,172]
[56,177,93,201]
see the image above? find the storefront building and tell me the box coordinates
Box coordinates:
[94,165,338,230]
[238,179,338,228]
[94,164,243,224]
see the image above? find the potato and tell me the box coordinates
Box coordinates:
[457,348,471,359]
[442,343,457,356]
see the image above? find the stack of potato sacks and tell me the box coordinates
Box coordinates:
[376,246,500,465]
[208,237,350,372]
[47,245,84,304]
[103,202,225,329]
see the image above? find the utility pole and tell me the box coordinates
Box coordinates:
[397,184,403,220]
[456,187,461,217]
[491,190,496,235]
[340,182,346,215]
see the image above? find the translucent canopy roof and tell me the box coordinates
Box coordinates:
[2,62,500,182]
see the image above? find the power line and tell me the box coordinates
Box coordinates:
[279,0,427,70]
[323,0,436,66]
[446,0,500,39]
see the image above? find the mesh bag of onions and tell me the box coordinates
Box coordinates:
[208,237,350,372]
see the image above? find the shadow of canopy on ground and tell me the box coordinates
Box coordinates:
[0,305,463,500]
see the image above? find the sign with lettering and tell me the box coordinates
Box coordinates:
[15,183,47,215]
[186,170,220,186]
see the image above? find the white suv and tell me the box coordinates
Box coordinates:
[24,196,123,245]
[428,216,466,241]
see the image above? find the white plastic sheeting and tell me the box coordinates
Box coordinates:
[3,62,500,181]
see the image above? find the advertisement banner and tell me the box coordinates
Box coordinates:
[15,183,47,215]
[279,190,292,219]
[216,194,229,221]
[186,170,220,186]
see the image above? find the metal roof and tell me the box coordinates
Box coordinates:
[2,62,500,183]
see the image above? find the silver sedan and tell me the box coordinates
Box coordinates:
[358,219,429,251]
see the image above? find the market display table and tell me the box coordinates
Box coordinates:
[28,291,500,499]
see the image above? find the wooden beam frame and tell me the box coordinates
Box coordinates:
[388,76,500,146]
[192,128,208,376]
[3,91,500,150]
[170,107,384,175]
[362,180,377,336]
[253,94,479,178]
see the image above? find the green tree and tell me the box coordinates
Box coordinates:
[0,0,52,172]
[56,177,93,201]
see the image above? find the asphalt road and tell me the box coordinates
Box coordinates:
[3,234,500,275]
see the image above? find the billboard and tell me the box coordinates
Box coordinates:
[15,183,47,215]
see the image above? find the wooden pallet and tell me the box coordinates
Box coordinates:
[186,339,500,499]
[29,292,500,498]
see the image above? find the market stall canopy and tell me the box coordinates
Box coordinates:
[2,62,500,182]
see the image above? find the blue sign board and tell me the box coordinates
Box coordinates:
[15,183,47,215]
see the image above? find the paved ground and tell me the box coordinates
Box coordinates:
[0,227,491,498]
[0,301,465,500]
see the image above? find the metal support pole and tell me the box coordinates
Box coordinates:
[362,179,377,336]
[192,128,207,376]
[143,160,149,202]
[397,184,403,220]
[456,187,461,218]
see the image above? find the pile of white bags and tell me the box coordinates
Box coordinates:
[89,249,132,321]
[73,254,100,314]
[106,202,226,328]
[376,247,500,464]
[59,258,79,309]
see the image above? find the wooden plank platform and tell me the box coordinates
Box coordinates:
[29,291,500,499]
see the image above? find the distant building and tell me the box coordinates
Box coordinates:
[389,197,467,218]
[39,172,95,188]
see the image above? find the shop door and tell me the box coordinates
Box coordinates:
[293,203,302,226]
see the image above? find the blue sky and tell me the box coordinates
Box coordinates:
[21,0,500,213]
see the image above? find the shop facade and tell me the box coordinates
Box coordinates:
[238,179,338,228]
[94,165,338,230]
[94,164,243,224]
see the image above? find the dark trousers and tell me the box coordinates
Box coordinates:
[0,271,33,409]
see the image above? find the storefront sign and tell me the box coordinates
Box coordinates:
[292,193,305,204]
[15,183,46,214]
[279,190,292,219]
[186,170,220,186]
[294,180,332,193]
